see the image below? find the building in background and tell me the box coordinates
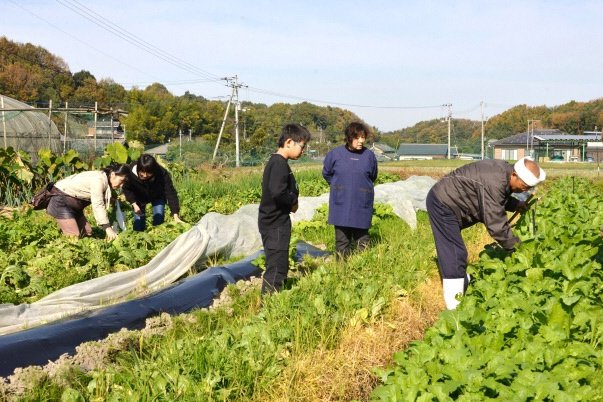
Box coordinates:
[144,143,169,158]
[491,129,601,162]
[370,142,397,160]
[396,143,459,160]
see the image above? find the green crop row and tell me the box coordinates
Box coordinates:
[371,177,603,401]
[0,209,188,304]
[8,201,444,401]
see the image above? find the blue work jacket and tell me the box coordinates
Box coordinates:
[322,145,378,229]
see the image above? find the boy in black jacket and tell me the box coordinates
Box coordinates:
[258,123,311,294]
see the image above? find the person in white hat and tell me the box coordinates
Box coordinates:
[426,157,545,309]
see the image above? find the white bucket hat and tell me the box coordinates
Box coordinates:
[514,156,546,187]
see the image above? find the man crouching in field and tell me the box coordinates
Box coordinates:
[426,157,546,309]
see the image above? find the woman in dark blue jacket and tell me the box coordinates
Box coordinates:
[122,154,183,231]
[322,122,378,259]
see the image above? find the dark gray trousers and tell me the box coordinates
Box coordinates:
[260,221,291,294]
[335,226,369,259]
[426,189,468,280]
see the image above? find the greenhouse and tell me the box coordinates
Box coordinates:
[0,94,62,156]
[0,94,125,159]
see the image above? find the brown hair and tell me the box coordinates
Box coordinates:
[344,122,370,147]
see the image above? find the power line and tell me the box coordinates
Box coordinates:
[7,0,472,114]
[7,0,505,122]
[246,86,443,110]
[8,0,226,91]
[454,104,481,115]
[6,0,156,80]
[486,102,518,108]
[54,0,224,83]
[119,78,220,87]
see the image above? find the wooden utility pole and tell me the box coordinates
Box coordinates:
[94,102,98,155]
[235,92,240,167]
[1,96,6,148]
[212,76,247,166]
[481,101,485,160]
[48,99,53,148]
[444,104,452,159]
[212,87,234,163]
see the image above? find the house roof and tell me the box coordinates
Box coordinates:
[144,143,169,155]
[492,129,599,146]
[372,142,396,153]
[535,134,601,142]
[491,132,531,146]
[397,143,459,156]
[375,153,393,161]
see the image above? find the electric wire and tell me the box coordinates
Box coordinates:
[54,0,224,83]
[56,0,221,81]
[246,86,443,110]
[8,0,505,120]
[120,78,219,87]
[6,0,156,80]
[454,104,481,115]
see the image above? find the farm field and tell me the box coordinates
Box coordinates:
[0,150,454,400]
[1,192,457,400]
[0,149,407,307]
[0,146,328,305]
[2,150,603,400]
[383,159,603,179]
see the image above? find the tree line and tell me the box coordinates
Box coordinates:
[2,36,602,155]
[0,37,362,154]
[381,100,603,154]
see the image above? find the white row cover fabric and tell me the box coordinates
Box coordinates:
[0,176,435,335]
[0,226,210,335]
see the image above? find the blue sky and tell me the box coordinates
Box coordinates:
[2,0,602,131]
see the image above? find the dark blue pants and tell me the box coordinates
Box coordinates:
[426,189,468,280]
[133,200,165,231]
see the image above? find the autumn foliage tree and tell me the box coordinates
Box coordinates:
[0,36,73,104]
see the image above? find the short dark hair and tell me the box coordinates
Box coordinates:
[136,154,160,175]
[344,122,370,146]
[102,164,130,180]
[278,123,312,148]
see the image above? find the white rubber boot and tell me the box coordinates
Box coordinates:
[442,278,465,310]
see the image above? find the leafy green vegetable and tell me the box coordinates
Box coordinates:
[372,177,603,400]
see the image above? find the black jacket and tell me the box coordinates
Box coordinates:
[122,164,180,215]
[258,153,298,230]
[431,160,520,250]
